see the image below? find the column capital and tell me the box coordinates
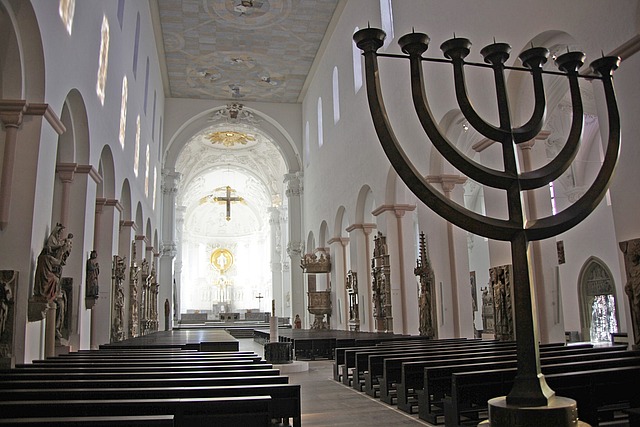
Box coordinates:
[161,242,177,258]
[56,163,78,183]
[371,204,416,218]
[161,169,182,195]
[286,240,304,258]
[120,220,137,232]
[426,174,468,194]
[284,171,303,198]
[327,236,349,247]
[518,130,551,151]
[0,100,26,128]
[345,223,377,235]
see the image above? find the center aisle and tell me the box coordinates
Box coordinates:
[238,339,430,426]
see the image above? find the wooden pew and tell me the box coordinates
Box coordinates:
[418,349,640,424]
[0,415,175,426]
[0,396,272,427]
[342,339,491,387]
[26,355,263,365]
[0,367,281,382]
[393,344,605,413]
[0,362,273,374]
[0,384,301,427]
[0,374,290,389]
[443,362,640,426]
[332,337,469,381]
[349,340,510,390]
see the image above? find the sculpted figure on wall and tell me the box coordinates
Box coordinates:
[34,224,72,302]
[85,250,100,299]
[620,238,640,348]
[111,255,126,342]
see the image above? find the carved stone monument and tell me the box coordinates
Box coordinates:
[489,265,514,341]
[301,250,331,329]
[620,237,640,349]
[481,285,495,334]
[85,250,99,309]
[415,232,436,338]
[372,232,392,333]
[111,255,126,342]
[55,277,72,346]
[0,271,16,368]
[346,270,360,331]
[129,242,140,338]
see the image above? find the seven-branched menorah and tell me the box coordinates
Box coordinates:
[354,27,620,425]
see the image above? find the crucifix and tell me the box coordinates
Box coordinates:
[255,293,264,311]
[212,186,244,221]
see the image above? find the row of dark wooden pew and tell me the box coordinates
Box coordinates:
[0,346,301,426]
[332,337,640,426]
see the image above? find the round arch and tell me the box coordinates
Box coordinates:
[333,206,347,239]
[119,179,132,222]
[98,145,116,199]
[354,184,375,225]
[318,220,329,250]
[57,89,90,165]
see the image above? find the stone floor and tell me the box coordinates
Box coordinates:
[238,338,431,426]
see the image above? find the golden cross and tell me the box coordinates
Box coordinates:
[213,186,243,221]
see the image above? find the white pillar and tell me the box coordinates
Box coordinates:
[159,169,180,329]
[346,224,376,331]
[285,172,305,327]
[268,207,284,317]
[328,237,349,329]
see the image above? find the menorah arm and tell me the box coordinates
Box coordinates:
[526,72,620,241]
[407,52,516,190]
[519,56,584,190]
[360,43,520,241]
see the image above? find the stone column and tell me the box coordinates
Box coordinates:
[346,224,376,331]
[118,220,136,337]
[328,237,349,329]
[268,207,284,317]
[159,169,180,330]
[0,101,25,230]
[427,175,467,337]
[285,172,304,327]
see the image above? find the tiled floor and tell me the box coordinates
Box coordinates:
[238,338,430,426]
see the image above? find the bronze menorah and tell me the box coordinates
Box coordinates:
[354,27,620,415]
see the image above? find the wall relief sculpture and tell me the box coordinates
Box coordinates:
[489,264,514,341]
[620,238,640,348]
[0,271,16,368]
[414,232,435,338]
[346,270,359,331]
[111,255,126,342]
[129,241,140,338]
[372,232,392,333]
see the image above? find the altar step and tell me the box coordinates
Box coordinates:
[226,328,256,339]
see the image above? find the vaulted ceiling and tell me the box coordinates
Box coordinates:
[155,0,341,103]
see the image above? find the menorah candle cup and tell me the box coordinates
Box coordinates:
[555,51,586,73]
[590,55,621,76]
[518,47,550,69]
[353,27,386,52]
[398,32,430,56]
[440,37,471,60]
[480,42,512,65]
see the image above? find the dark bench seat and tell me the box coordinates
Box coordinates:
[0,396,272,427]
[0,415,175,426]
[443,363,640,427]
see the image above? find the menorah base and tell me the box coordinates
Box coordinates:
[478,396,590,427]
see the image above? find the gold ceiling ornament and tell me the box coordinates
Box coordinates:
[211,248,234,273]
[207,130,256,147]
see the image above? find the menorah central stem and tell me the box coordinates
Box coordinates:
[508,231,555,405]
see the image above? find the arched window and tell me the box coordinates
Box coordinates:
[145,144,150,197]
[304,121,310,167]
[152,167,157,211]
[59,0,75,35]
[117,0,125,29]
[380,0,394,50]
[119,75,128,148]
[317,97,324,147]
[134,115,140,176]
[96,15,110,105]
[578,257,619,342]
[144,57,150,114]
[332,67,340,124]
[352,27,363,93]
[133,12,141,78]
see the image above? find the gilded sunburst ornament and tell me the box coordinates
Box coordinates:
[207,130,255,147]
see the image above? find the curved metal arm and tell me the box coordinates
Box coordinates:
[526,61,620,241]
[519,52,585,190]
[398,34,515,190]
[355,30,520,241]
[512,64,546,143]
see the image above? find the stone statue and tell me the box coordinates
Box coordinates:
[85,250,100,299]
[620,238,640,348]
[294,314,301,329]
[0,280,13,337]
[111,255,126,342]
[34,224,71,302]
